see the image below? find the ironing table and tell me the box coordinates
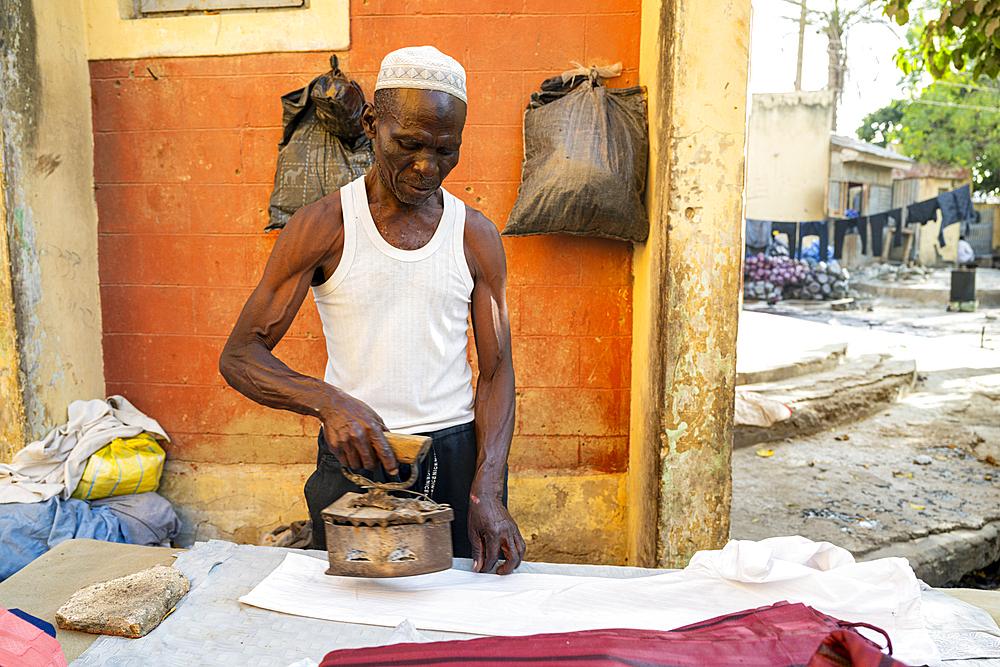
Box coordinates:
[2,539,999,666]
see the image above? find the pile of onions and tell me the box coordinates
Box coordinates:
[743,254,811,287]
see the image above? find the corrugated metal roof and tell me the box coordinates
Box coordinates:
[830,133,915,164]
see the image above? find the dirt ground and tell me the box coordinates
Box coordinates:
[732,297,1000,575]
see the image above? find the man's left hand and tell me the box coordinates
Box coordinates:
[468,495,525,575]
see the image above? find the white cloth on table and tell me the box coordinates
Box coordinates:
[240,535,940,667]
[0,396,168,504]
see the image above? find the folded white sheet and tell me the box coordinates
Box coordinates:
[240,535,940,666]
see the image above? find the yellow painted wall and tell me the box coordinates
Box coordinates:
[159,461,314,545]
[745,91,834,222]
[1,0,105,443]
[917,214,959,265]
[510,472,628,564]
[631,0,748,568]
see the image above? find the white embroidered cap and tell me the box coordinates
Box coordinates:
[375,46,467,104]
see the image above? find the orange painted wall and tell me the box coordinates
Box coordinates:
[93,0,636,482]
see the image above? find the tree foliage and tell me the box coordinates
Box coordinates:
[857,99,906,145]
[884,0,1000,79]
[856,74,1000,193]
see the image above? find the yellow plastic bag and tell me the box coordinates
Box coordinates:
[71,432,165,501]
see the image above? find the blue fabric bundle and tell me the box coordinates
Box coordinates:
[0,497,130,581]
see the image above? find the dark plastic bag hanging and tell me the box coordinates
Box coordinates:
[311,55,367,141]
[503,66,649,243]
[266,56,374,231]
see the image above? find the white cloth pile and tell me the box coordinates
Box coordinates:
[734,390,793,427]
[0,396,168,504]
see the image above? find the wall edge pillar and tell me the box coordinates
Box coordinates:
[632,0,750,568]
[0,124,26,462]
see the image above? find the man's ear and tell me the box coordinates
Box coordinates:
[361,102,377,140]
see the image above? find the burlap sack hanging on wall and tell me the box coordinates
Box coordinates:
[503,64,649,243]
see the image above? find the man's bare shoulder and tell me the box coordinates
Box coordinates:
[464,204,504,250]
[260,191,348,285]
[284,190,345,236]
[274,191,345,259]
[462,203,506,280]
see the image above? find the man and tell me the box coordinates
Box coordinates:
[220,46,525,575]
[957,236,975,268]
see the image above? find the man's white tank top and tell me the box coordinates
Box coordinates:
[311,176,475,434]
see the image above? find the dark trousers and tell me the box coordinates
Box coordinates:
[799,220,829,260]
[305,421,503,559]
[833,219,867,259]
[868,216,886,257]
[771,222,798,257]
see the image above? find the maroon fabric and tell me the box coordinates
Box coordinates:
[807,630,908,667]
[319,602,909,667]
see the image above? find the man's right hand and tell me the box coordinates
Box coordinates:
[321,395,399,475]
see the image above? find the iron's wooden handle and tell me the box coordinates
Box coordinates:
[384,433,432,465]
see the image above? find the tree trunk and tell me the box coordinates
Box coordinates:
[827,27,844,131]
[795,1,808,90]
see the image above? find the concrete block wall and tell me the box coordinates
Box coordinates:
[91,0,638,562]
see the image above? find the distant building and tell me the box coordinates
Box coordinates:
[745,90,836,223]
[744,91,994,266]
[828,134,915,218]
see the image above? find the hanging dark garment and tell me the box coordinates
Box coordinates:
[939,184,975,226]
[937,184,975,246]
[885,209,903,247]
[745,219,773,250]
[799,220,829,260]
[907,198,939,225]
[868,213,889,256]
[771,221,798,258]
[833,219,867,258]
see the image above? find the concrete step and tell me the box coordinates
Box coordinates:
[853,267,1000,308]
[736,342,847,386]
[859,521,1000,588]
[734,353,916,449]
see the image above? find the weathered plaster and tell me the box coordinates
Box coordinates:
[1,0,104,442]
[510,471,628,565]
[633,0,748,568]
[159,461,314,546]
[744,91,835,222]
[628,0,673,569]
[86,0,349,60]
[0,126,26,463]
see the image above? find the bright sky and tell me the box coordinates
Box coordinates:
[748,0,910,136]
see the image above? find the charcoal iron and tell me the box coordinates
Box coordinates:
[321,433,454,578]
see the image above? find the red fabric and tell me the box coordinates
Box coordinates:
[0,606,67,667]
[808,630,908,667]
[319,602,910,667]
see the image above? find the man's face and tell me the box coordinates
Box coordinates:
[364,89,467,207]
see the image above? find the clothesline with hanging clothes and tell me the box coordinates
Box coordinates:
[744,219,829,259]
[829,184,977,260]
[747,218,886,261]
[750,184,977,261]
[831,209,903,259]
[903,183,977,247]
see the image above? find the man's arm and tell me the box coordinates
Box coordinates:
[219,198,396,473]
[464,207,526,575]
